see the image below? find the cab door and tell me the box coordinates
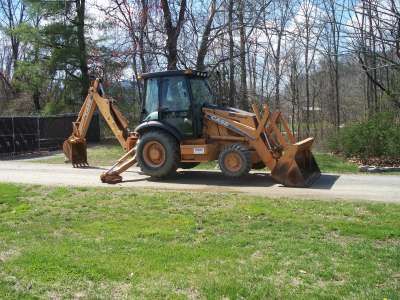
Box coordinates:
[188,77,214,137]
[141,77,159,121]
[159,76,194,137]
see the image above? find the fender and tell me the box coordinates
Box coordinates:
[134,121,183,141]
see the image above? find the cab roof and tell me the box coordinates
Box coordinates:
[139,69,208,80]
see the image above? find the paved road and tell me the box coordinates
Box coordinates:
[0,160,399,202]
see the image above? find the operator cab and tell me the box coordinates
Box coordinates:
[139,69,214,138]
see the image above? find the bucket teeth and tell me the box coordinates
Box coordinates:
[72,162,89,168]
[63,137,88,167]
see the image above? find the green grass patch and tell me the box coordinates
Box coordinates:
[314,153,358,173]
[0,183,399,298]
[0,183,30,215]
[34,144,125,166]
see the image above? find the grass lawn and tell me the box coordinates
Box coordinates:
[314,153,358,173]
[34,144,126,167]
[35,144,359,173]
[0,183,399,298]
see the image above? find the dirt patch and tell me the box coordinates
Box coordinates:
[176,286,201,299]
[373,239,400,249]
[110,282,131,299]
[47,291,62,300]
[324,231,363,247]
[0,248,20,262]
[349,157,400,168]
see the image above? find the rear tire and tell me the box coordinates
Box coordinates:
[137,130,179,178]
[218,144,252,177]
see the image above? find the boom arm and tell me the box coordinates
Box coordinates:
[71,79,129,150]
[63,78,131,166]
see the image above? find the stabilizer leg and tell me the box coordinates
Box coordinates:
[100,146,137,184]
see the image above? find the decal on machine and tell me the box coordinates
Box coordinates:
[205,113,254,140]
[193,147,205,154]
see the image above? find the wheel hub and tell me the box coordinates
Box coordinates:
[143,141,166,168]
[224,152,242,172]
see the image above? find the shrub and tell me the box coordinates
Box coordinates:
[328,112,400,158]
[41,100,68,116]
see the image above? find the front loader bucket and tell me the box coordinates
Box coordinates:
[271,137,321,187]
[62,137,88,167]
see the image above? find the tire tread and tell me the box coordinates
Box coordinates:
[137,130,179,178]
[218,143,252,177]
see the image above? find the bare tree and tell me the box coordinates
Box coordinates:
[295,0,323,135]
[195,0,217,70]
[228,0,235,106]
[262,0,292,110]
[0,0,26,77]
[323,0,344,129]
[75,0,89,97]
[99,0,149,100]
[348,0,400,110]
[238,0,248,110]
[160,0,187,70]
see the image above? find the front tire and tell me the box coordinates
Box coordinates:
[218,144,252,177]
[137,130,179,178]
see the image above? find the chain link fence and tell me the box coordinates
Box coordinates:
[0,114,99,156]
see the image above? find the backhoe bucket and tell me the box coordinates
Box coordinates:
[62,137,88,167]
[271,137,320,187]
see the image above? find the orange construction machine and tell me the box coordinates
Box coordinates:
[100,70,320,187]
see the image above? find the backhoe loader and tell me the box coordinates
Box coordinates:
[100,70,320,187]
[63,77,137,167]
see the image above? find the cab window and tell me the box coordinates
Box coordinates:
[143,78,159,119]
[161,76,190,111]
[190,78,214,106]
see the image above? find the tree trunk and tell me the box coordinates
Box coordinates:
[305,16,310,135]
[196,0,216,70]
[161,0,187,70]
[326,0,341,130]
[305,59,310,135]
[260,51,268,103]
[334,52,340,128]
[75,0,89,99]
[33,90,41,111]
[274,33,281,110]
[228,0,235,107]
[238,0,248,110]
[165,35,178,70]
[139,0,148,73]
[289,58,297,134]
